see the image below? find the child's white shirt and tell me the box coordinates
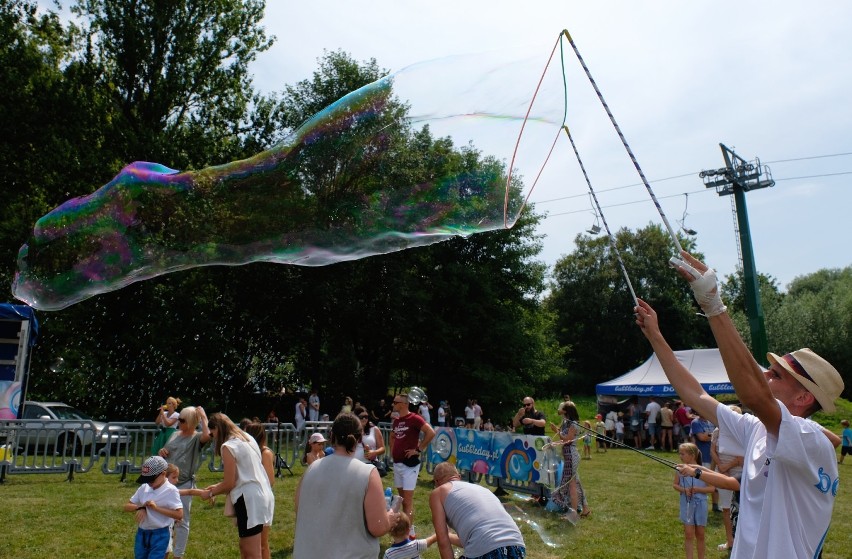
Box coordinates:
[383,538,428,559]
[129,480,182,530]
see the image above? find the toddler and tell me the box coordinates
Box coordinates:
[383,511,459,559]
[582,420,593,459]
[841,419,851,465]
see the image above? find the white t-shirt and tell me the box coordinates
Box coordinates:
[605,411,617,431]
[437,407,446,424]
[464,406,475,420]
[294,401,306,431]
[418,404,431,425]
[308,394,320,421]
[129,481,182,530]
[716,401,838,559]
[645,401,661,424]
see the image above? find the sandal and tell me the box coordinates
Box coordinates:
[579,508,592,518]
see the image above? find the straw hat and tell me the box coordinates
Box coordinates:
[767,348,844,413]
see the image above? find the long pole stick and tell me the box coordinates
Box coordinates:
[562,126,639,307]
[562,29,682,254]
[548,420,680,470]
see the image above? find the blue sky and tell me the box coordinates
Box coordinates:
[251,1,852,290]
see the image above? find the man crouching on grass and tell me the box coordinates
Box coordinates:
[124,455,183,559]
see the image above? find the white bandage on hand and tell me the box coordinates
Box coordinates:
[689,268,727,316]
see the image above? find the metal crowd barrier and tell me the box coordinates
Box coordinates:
[204,422,301,476]
[99,422,161,481]
[376,421,393,470]
[265,422,299,476]
[0,419,397,483]
[0,419,100,481]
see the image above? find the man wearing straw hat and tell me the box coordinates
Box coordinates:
[634,251,844,559]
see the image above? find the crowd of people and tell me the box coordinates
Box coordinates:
[125,253,848,559]
[129,392,529,559]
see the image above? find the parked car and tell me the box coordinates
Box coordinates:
[18,401,129,454]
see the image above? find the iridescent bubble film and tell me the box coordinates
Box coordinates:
[14,45,568,310]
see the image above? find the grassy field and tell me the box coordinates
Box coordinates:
[3,396,851,558]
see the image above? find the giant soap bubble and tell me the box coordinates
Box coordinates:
[14,43,570,310]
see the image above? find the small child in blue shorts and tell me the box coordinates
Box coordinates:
[124,456,183,559]
[840,419,852,465]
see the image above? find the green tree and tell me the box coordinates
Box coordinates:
[70,0,274,166]
[720,269,784,350]
[764,268,852,397]
[16,0,281,417]
[546,223,714,394]
[240,50,562,416]
[0,0,114,290]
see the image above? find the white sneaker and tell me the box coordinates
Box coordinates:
[645,446,655,450]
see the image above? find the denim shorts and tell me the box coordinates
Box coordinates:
[134,526,170,559]
[680,497,708,526]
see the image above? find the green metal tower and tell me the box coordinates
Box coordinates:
[699,144,773,365]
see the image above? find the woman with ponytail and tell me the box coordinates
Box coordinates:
[294,412,393,559]
[204,413,274,559]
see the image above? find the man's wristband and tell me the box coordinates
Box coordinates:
[694,469,702,479]
[136,506,145,510]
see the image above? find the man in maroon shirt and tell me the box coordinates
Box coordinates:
[391,392,436,538]
[673,400,695,443]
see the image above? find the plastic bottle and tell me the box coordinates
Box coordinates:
[384,487,393,510]
[390,494,403,513]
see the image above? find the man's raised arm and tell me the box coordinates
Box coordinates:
[635,298,719,425]
[672,251,780,434]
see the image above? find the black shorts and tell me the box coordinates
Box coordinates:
[234,495,264,538]
[842,445,852,456]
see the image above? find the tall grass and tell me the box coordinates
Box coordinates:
[3,397,850,558]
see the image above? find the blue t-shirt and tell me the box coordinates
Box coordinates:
[690,418,713,464]
[842,427,852,447]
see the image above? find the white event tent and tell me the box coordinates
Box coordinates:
[596,348,735,402]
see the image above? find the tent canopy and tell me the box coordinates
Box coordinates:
[596,348,734,399]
